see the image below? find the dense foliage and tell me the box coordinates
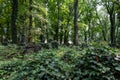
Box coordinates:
[0,0,120,80]
[0,0,120,46]
[0,45,120,80]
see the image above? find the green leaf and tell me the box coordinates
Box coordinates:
[115,66,120,71]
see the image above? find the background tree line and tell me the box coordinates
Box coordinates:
[0,0,120,47]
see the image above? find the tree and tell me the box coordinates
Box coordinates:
[74,0,79,45]
[1,0,119,46]
[11,0,18,43]
[102,0,116,46]
[28,0,33,42]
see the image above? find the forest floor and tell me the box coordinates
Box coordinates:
[0,44,120,62]
[0,45,79,61]
[0,44,120,79]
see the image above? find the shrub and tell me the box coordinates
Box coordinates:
[0,46,120,80]
[40,43,50,49]
[0,44,22,60]
[0,51,72,80]
[51,41,59,49]
[72,46,120,80]
[22,43,41,54]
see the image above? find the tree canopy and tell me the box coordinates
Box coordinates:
[0,0,120,46]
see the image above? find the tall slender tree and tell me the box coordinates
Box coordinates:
[74,0,79,45]
[11,0,18,43]
[28,0,33,42]
[54,0,60,42]
[103,0,116,46]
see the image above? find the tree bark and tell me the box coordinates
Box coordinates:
[11,0,18,44]
[84,30,87,43]
[105,2,116,47]
[110,13,116,46]
[54,0,60,42]
[28,0,33,42]
[74,0,79,45]
[64,29,68,45]
[60,26,63,44]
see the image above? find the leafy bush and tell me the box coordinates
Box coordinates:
[0,51,72,80]
[0,44,22,60]
[40,43,50,49]
[72,46,120,80]
[0,60,22,80]
[51,41,59,49]
[0,46,120,80]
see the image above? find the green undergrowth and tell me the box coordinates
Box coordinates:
[0,44,22,61]
[0,45,120,80]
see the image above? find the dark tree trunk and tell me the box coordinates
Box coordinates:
[11,0,18,44]
[60,26,63,44]
[64,30,69,45]
[46,29,49,43]
[6,21,10,40]
[0,24,2,43]
[54,0,60,42]
[105,2,116,47]
[28,0,33,42]
[40,35,45,43]
[110,13,116,46]
[102,30,107,41]
[84,31,87,43]
[73,0,79,45]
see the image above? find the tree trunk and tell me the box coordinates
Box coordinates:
[73,0,79,45]
[54,0,60,42]
[84,31,87,43]
[28,0,33,42]
[0,24,2,43]
[105,2,116,47]
[60,26,63,44]
[40,35,45,43]
[46,29,49,43]
[11,0,18,44]
[64,29,69,45]
[110,13,116,46]
[7,21,10,40]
